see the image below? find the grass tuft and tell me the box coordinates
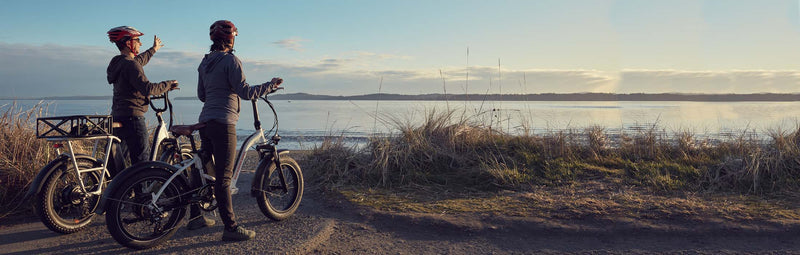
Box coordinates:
[307,108,800,195]
[0,102,56,217]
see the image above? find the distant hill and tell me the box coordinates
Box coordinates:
[4,93,800,102]
[189,92,800,102]
[0,96,112,100]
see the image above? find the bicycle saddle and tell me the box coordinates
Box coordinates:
[170,123,207,136]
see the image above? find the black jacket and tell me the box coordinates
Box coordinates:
[107,48,170,117]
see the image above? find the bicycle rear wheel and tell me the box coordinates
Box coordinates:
[255,156,304,221]
[35,157,101,234]
[105,168,187,250]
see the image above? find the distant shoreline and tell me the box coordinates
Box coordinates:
[3,92,800,102]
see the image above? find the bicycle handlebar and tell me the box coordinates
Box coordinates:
[149,92,170,114]
[252,87,282,142]
[149,91,174,129]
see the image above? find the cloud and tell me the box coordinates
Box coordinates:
[3,42,800,97]
[149,50,205,66]
[0,43,114,97]
[352,51,413,60]
[424,68,618,94]
[617,70,800,93]
[272,38,308,52]
[0,42,203,98]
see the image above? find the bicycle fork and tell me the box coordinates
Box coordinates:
[272,149,289,192]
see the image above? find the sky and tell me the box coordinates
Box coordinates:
[2,0,800,97]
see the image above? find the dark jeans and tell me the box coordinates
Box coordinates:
[197,120,238,229]
[111,116,149,172]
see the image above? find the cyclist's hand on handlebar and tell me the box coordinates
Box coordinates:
[270,77,283,89]
[167,80,180,91]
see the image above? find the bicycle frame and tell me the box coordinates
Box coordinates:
[46,135,120,195]
[150,125,268,208]
[148,93,174,161]
[149,95,282,210]
[37,93,174,197]
[148,111,169,161]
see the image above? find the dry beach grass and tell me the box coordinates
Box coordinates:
[0,102,55,217]
[3,104,800,225]
[304,109,800,223]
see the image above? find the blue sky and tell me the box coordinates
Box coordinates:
[2,0,800,97]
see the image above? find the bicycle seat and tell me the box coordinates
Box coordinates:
[170,123,207,136]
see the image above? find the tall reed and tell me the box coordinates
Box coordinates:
[0,102,55,217]
[307,108,800,195]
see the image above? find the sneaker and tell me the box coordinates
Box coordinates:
[186,216,215,230]
[222,225,256,241]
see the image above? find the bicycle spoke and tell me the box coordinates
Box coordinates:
[122,216,146,224]
[153,220,164,233]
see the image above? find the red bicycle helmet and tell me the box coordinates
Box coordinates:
[107,26,144,43]
[210,20,238,41]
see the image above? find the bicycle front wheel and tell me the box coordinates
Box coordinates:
[255,156,304,221]
[105,168,187,250]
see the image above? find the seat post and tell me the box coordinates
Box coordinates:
[188,135,197,152]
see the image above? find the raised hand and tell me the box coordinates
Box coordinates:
[153,35,164,51]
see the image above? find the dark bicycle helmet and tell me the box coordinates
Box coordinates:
[107,26,144,43]
[210,20,238,41]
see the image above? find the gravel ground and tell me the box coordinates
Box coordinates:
[4,152,800,254]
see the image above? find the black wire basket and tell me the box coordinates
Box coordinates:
[36,115,113,139]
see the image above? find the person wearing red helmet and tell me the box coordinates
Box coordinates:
[192,20,283,241]
[106,26,179,167]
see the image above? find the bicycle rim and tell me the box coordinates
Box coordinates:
[264,163,300,212]
[114,176,184,241]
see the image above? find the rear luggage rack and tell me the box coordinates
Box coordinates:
[36,115,113,139]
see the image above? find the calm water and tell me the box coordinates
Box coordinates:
[5,99,800,149]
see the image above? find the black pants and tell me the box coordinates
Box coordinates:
[197,120,238,229]
[112,116,150,164]
[109,116,149,176]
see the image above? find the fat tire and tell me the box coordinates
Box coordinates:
[35,158,100,234]
[255,156,304,221]
[105,168,187,250]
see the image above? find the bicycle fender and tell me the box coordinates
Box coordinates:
[95,161,184,215]
[250,149,290,197]
[24,154,99,201]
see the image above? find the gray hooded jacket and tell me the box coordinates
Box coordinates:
[197,51,274,124]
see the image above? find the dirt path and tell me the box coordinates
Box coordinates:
[3,170,800,254]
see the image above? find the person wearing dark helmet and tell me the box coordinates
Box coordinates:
[106,26,179,167]
[192,20,283,241]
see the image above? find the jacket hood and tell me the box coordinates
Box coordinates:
[200,51,228,74]
[107,55,127,85]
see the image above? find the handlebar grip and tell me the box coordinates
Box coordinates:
[263,87,283,98]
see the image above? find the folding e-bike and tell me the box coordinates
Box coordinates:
[26,93,186,234]
[98,90,303,249]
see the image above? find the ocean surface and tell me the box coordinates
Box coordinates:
[5,99,800,150]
